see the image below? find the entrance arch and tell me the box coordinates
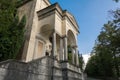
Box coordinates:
[67,30,77,63]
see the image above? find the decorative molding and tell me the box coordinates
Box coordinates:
[37,3,79,33]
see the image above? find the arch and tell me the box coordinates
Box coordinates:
[40,24,54,56]
[67,30,77,63]
[67,30,76,46]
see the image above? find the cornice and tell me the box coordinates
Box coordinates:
[63,11,79,33]
[37,3,62,18]
[37,3,79,33]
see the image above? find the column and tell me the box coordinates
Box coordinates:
[63,36,68,61]
[72,48,75,64]
[52,31,56,58]
[59,38,63,61]
[75,47,79,66]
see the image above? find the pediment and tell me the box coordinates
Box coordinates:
[66,12,79,29]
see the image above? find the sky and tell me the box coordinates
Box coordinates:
[50,0,120,62]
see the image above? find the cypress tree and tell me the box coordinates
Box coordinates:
[0,0,26,61]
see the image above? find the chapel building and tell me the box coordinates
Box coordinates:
[0,0,82,80]
[18,0,80,66]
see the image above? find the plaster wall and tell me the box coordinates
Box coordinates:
[38,14,55,33]
[23,0,51,62]
[36,0,50,11]
[62,18,67,36]
[66,19,78,43]
[55,14,62,36]
[17,0,36,61]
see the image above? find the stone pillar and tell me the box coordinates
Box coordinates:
[72,48,75,64]
[63,36,68,61]
[60,38,63,61]
[75,47,79,66]
[52,31,56,58]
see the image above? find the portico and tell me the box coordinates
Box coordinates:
[31,3,79,66]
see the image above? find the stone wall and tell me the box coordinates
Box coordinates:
[0,56,81,80]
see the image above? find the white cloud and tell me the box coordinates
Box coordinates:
[82,54,90,69]
[83,54,90,64]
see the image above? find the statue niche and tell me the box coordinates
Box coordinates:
[40,24,53,57]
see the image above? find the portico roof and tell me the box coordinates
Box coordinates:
[37,3,80,33]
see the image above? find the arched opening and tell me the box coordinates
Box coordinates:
[67,30,76,46]
[67,30,76,63]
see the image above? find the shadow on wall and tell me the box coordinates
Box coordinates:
[0,57,52,80]
[1,60,28,80]
[0,56,82,80]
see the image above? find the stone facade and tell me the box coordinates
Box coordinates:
[0,56,81,80]
[17,0,80,64]
[0,0,82,80]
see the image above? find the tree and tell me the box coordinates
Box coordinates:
[79,54,84,71]
[114,0,119,2]
[0,0,26,61]
[84,55,99,77]
[109,9,120,79]
[85,9,120,79]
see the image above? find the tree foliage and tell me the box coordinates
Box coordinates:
[68,45,84,70]
[79,54,84,71]
[0,0,26,61]
[114,0,120,2]
[85,9,120,79]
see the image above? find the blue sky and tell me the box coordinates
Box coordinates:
[50,0,120,54]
